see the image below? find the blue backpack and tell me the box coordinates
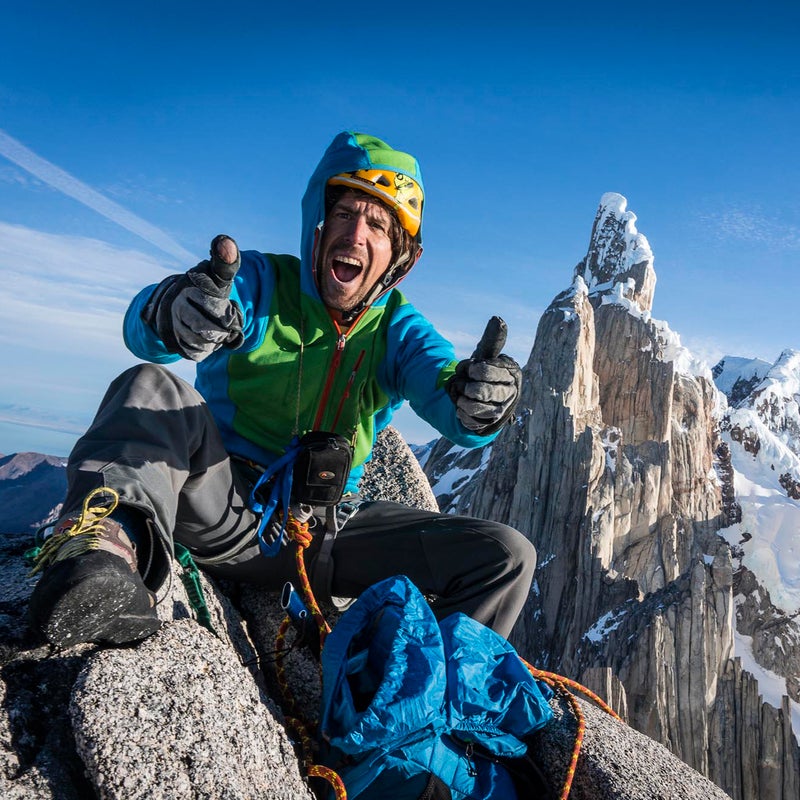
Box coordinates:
[319,576,554,799]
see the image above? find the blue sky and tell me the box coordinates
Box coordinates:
[1,1,799,456]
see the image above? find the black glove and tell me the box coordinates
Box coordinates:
[142,235,244,361]
[447,316,521,436]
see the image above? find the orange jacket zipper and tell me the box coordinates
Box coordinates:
[313,330,346,430]
[331,348,366,431]
[311,306,372,432]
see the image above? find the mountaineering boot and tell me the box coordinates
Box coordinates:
[28,487,161,648]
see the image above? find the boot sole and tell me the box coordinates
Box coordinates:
[29,551,162,648]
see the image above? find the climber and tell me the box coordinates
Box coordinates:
[27,131,535,649]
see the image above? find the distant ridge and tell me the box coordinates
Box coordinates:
[0,452,67,534]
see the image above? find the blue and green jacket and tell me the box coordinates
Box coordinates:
[123,132,493,492]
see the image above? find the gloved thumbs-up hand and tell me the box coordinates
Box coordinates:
[200,234,241,290]
[447,316,522,436]
[142,235,244,361]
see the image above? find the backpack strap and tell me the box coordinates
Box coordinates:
[311,499,362,609]
[309,507,337,607]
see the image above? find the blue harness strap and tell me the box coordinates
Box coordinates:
[249,436,304,558]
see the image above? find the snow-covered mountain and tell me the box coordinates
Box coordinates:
[713,355,772,407]
[716,350,800,613]
[711,349,800,725]
[428,347,800,625]
[423,193,800,800]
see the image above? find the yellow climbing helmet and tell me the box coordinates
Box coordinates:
[328,169,424,238]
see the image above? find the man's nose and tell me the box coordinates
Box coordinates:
[342,214,369,244]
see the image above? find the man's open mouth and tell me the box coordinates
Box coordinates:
[331,256,363,283]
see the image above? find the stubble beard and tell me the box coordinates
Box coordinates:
[322,283,362,317]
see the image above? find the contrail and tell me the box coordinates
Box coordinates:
[0,128,197,264]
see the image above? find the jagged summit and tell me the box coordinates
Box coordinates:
[574,192,656,313]
[713,355,773,407]
[716,347,800,619]
[724,348,800,459]
[751,348,800,433]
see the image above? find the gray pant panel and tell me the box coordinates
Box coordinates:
[65,364,263,588]
[64,363,536,636]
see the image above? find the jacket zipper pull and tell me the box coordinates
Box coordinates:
[464,742,477,777]
[336,333,346,351]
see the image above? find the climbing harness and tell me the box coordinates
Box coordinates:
[249,432,352,558]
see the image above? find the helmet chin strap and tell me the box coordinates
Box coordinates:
[312,222,324,289]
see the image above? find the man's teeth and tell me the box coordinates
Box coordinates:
[332,256,363,284]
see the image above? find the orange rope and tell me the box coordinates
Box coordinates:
[522,660,622,800]
[273,513,347,799]
[308,765,348,800]
[275,617,302,720]
[282,708,348,800]
[287,516,331,651]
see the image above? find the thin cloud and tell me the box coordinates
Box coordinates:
[0,223,198,455]
[0,223,205,382]
[0,128,197,264]
[0,164,33,186]
[1,219,163,285]
[0,405,87,436]
[700,205,800,251]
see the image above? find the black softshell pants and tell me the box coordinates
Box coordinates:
[64,364,536,638]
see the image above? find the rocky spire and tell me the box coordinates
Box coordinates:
[574,192,656,313]
[424,194,800,800]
